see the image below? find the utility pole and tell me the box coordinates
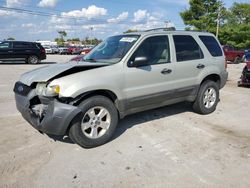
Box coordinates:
[216,5,221,38]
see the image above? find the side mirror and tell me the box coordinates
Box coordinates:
[129,56,148,67]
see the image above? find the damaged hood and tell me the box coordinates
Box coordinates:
[20,62,108,86]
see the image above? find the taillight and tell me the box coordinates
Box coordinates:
[225,59,227,69]
[41,48,45,53]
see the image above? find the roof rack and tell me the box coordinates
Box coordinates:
[144,27,176,32]
[144,28,209,33]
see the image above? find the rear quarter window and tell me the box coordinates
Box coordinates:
[173,35,204,62]
[199,36,223,57]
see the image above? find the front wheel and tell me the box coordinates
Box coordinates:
[69,96,118,148]
[193,81,219,115]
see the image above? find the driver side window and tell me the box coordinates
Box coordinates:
[131,36,170,65]
[0,42,10,49]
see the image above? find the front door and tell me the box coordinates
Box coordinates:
[124,35,176,112]
[0,41,13,60]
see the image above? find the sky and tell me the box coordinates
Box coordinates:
[0,0,249,41]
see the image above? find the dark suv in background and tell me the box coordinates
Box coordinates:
[0,41,46,64]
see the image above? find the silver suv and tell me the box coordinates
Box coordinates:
[14,29,228,148]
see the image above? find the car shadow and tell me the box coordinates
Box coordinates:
[46,134,74,144]
[47,102,193,145]
[111,102,193,141]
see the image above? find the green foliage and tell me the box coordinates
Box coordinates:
[180,0,225,33]
[124,29,138,33]
[180,1,250,49]
[7,37,15,40]
[219,23,250,49]
[55,37,65,46]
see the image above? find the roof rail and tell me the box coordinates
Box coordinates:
[144,27,176,32]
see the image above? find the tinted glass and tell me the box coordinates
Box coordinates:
[84,35,140,64]
[199,36,222,57]
[173,35,203,62]
[0,42,10,49]
[131,36,170,65]
[13,42,31,49]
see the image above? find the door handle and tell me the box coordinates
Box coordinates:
[196,64,205,69]
[8,51,13,53]
[161,68,172,74]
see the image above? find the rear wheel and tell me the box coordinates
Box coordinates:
[69,96,118,148]
[27,55,39,64]
[193,80,219,114]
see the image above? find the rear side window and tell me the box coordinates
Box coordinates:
[13,42,31,49]
[199,36,222,57]
[173,35,204,62]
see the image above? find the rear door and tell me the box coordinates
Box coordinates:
[172,35,206,96]
[0,41,12,59]
[12,42,32,59]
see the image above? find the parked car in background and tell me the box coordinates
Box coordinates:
[222,45,244,63]
[58,47,68,55]
[69,54,85,62]
[0,41,46,64]
[44,46,53,54]
[80,47,92,55]
[51,46,59,54]
[67,46,80,55]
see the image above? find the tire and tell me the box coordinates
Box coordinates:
[69,95,118,148]
[193,80,219,115]
[234,56,241,64]
[27,55,39,64]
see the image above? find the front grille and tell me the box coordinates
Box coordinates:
[13,82,33,96]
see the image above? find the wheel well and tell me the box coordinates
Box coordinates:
[66,90,119,135]
[201,74,221,87]
[74,90,118,106]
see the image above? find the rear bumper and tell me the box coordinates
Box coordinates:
[40,53,46,60]
[15,88,81,135]
[220,70,228,89]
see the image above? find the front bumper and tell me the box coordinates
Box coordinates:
[14,83,81,135]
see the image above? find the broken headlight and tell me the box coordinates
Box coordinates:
[36,82,60,97]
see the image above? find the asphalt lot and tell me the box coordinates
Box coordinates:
[0,55,250,188]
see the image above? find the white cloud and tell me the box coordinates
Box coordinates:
[82,24,107,31]
[6,0,26,7]
[0,10,12,16]
[21,23,34,28]
[107,12,128,23]
[37,0,57,8]
[133,9,147,22]
[61,5,107,20]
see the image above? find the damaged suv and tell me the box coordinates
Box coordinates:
[14,29,228,148]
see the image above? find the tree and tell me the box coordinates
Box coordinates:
[58,30,67,39]
[219,3,250,49]
[124,29,138,33]
[180,0,226,33]
[228,3,250,24]
[7,37,15,40]
[55,37,65,46]
[56,30,67,46]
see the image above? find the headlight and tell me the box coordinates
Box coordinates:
[36,82,60,97]
[45,85,60,96]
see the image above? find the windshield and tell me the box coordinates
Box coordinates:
[84,35,140,63]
